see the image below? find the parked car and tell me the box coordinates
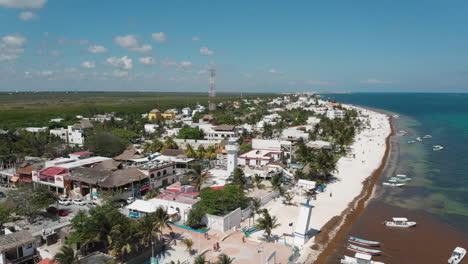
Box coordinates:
[0,191,6,198]
[127,196,135,204]
[46,206,69,217]
[58,197,71,206]
[72,199,86,206]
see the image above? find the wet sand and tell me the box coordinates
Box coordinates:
[324,201,468,264]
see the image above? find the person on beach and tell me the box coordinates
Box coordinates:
[330,192,332,197]
[216,242,220,251]
[242,236,245,243]
[213,243,216,251]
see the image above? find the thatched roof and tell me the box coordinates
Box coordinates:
[94,160,122,171]
[17,165,35,175]
[161,149,184,157]
[0,231,35,252]
[113,148,144,161]
[65,167,147,188]
[72,119,93,130]
[213,124,235,131]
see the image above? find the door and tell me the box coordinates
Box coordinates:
[18,246,23,258]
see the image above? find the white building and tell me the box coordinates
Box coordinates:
[327,109,345,119]
[24,127,48,134]
[238,149,283,167]
[144,124,159,134]
[50,125,85,146]
[182,107,192,117]
[226,139,239,174]
[198,124,240,140]
[281,126,313,141]
[0,231,36,264]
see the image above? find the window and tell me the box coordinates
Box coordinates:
[151,173,155,179]
[157,172,161,177]
[26,243,33,249]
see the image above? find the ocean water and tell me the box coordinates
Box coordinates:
[326,93,468,233]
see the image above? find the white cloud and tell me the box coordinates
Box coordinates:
[2,34,26,47]
[139,57,155,66]
[360,79,393,84]
[106,56,133,70]
[180,61,192,68]
[114,35,138,48]
[81,61,95,69]
[160,58,177,67]
[113,69,128,78]
[152,32,168,42]
[19,11,37,21]
[0,0,47,9]
[306,80,330,86]
[48,50,62,57]
[130,44,152,53]
[88,45,108,53]
[191,36,200,41]
[0,34,26,62]
[268,68,285,75]
[200,47,214,56]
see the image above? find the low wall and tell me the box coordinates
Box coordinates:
[203,207,242,232]
[175,139,221,149]
[261,190,280,205]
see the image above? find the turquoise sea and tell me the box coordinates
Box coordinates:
[327,93,468,233]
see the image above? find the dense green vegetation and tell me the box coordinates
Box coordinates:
[177,126,205,140]
[5,185,58,222]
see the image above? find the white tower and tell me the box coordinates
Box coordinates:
[226,139,239,174]
[293,200,314,247]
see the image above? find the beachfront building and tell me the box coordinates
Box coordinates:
[238,148,283,167]
[281,125,313,141]
[0,231,37,264]
[138,160,180,187]
[199,124,240,140]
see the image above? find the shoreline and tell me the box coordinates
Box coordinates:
[302,107,395,263]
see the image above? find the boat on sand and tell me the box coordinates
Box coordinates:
[347,236,380,247]
[383,182,405,187]
[346,244,381,256]
[341,253,384,264]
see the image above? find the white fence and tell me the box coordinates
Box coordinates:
[261,190,280,205]
[203,207,242,232]
[174,139,221,149]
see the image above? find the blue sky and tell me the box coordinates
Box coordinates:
[1,0,468,93]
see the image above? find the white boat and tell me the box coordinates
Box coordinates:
[341,253,385,264]
[433,145,444,151]
[423,135,432,139]
[448,247,466,264]
[396,174,407,178]
[407,140,415,144]
[393,114,399,118]
[383,182,405,187]
[384,217,416,227]
[416,137,422,142]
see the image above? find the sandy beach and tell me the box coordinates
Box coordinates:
[246,106,392,263]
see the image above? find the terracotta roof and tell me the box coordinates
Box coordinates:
[17,165,35,175]
[161,149,184,157]
[0,231,35,252]
[40,167,68,177]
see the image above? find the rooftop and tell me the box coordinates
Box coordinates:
[0,231,35,252]
[154,193,199,205]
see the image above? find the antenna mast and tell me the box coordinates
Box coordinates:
[209,69,216,111]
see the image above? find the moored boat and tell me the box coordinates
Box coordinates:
[396,174,407,178]
[433,145,444,151]
[347,236,380,247]
[383,182,405,187]
[389,177,412,182]
[346,244,381,256]
[407,140,415,144]
[341,253,385,264]
[384,217,416,228]
[423,135,432,139]
[448,247,466,264]
[416,137,422,142]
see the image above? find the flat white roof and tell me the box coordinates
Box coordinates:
[393,217,408,222]
[59,156,112,169]
[239,149,281,160]
[126,199,156,213]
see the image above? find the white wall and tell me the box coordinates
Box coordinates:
[204,207,242,232]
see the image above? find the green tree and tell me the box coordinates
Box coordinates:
[163,137,178,150]
[250,197,262,224]
[187,163,205,191]
[144,139,164,153]
[85,131,128,157]
[256,209,280,240]
[238,142,252,155]
[54,245,78,264]
[196,145,205,160]
[228,168,247,189]
[253,174,263,189]
[7,185,57,222]
[177,126,205,140]
[111,128,140,142]
[184,144,197,158]
[145,188,161,199]
[0,204,12,223]
[270,174,282,193]
[181,239,194,255]
[283,192,294,205]
[194,255,206,264]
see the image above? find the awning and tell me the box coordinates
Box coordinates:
[10,176,19,182]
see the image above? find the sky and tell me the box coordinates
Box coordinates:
[1,0,468,93]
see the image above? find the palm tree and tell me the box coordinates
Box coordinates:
[270,174,282,193]
[184,144,197,158]
[181,239,194,255]
[250,197,262,223]
[256,209,280,241]
[187,163,205,191]
[227,168,246,189]
[153,207,172,235]
[216,254,234,264]
[194,255,206,264]
[196,145,206,160]
[283,192,294,205]
[163,137,178,150]
[136,213,160,247]
[54,245,78,264]
[204,145,217,160]
[253,174,263,189]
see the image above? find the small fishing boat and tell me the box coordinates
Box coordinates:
[396,174,407,178]
[448,247,466,264]
[423,135,432,139]
[383,182,405,187]
[389,177,412,182]
[347,236,380,247]
[341,253,385,264]
[346,244,381,256]
[393,114,399,118]
[416,137,422,142]
[407,140,415,144]
[433,145,444,151]
[384,217,416,228]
